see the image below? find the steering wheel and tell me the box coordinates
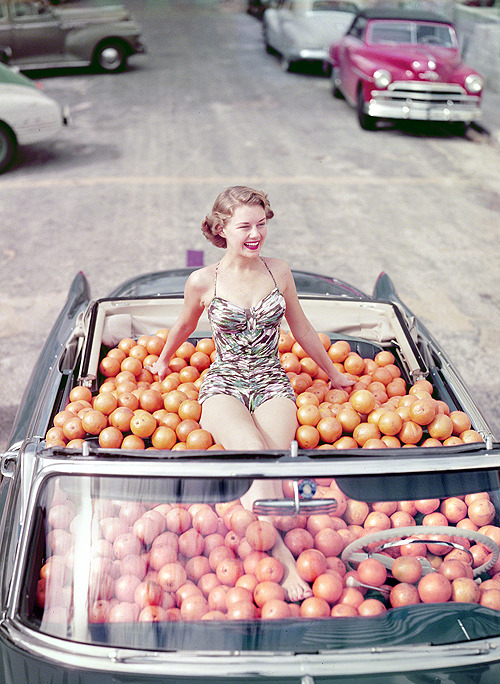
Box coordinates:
[341,526,500,579]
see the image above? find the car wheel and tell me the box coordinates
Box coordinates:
[357,86,376,131]
[94,40,127,73]
[331,67,343,99]
[0,123,17,174]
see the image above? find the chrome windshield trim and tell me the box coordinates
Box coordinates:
[34,444,500,479]
[2,619,500,678]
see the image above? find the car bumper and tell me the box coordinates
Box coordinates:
[293,48,328,62]
[367,83,482,123]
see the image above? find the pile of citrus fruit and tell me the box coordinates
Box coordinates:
[44,328,482,451]
[37,480,500,625]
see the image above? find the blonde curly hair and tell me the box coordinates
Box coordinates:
[201,186,274,248]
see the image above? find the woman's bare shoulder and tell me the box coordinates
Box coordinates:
[186,263,219,304]
[263,257,293,285]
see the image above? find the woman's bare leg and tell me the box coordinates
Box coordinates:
[201,395,311,602]
[249,397,312,602]
[200,394,268,450]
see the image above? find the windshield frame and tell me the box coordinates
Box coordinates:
[5,445,500,676]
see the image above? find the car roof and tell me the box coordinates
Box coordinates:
[355,7,452,24]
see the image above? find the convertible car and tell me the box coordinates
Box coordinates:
[1,268,499,683]
[327,8,484,131]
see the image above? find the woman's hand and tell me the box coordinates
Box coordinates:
[330,369,355,390]
[145,358,169,381]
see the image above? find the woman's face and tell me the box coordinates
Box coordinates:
[221,204,268,257]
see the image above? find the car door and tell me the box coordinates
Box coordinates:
[8,0,65,63]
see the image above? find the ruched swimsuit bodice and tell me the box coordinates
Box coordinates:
[207,287,285,363]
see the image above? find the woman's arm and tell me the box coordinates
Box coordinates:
[147,271,207,380]
[280,265,354,390]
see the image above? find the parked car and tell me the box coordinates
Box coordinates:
[327,8,484,131]
[0,0,145,73]
[0,61,68,172]
[1,267,499,682]
[263,0,358,71]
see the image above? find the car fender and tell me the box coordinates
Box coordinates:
[6,272,91,450]
[0,86,62,144]
[64,23,140,60]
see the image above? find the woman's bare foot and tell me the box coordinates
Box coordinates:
[281,568,313,603]
[271,536,313,603]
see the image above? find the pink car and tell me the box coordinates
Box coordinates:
[327,8,484,131]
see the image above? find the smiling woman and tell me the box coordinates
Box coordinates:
[147,185,353,602]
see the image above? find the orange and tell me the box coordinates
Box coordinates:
[129,345,149,362]
[81,410,108,435]
[196,338,216,356]
[189,351,211,373]
[130,410,157,439]
[296,425,320,449]
[317,416,342,444]
[176,418,200,442]
[120,357,143,378]
[349,389,376,415]
[169,357,187,373]
[146,335,166,356]
[179,365,200,384]
[175,341,196,361]
[69,386,92,404]
[163,390,188,413]
[99,426,124,449]
[178,399,202,422]
[327,340,351,363]
[374,350,395,367]
[151,426,177,450]
[296,404,321,427]
[99,357,121,378]
[343,353,365,376]
[186,429,214,450]
[92,392,118,416]
[296,391,320,408]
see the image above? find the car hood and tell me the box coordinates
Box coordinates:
[53,4,132,27]
[364,44,462,81]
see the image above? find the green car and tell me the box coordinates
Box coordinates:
[0,0,145,73]
[1,269,500,683]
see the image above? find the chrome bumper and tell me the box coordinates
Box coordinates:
[367,82,482,123]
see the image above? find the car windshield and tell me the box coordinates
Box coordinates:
[18,462,500,653]
[368,21,455,48]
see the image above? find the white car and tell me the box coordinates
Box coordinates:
[263,0,358,71]
[0,62,68,173]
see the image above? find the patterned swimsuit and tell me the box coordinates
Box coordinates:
[198,261,296,412]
